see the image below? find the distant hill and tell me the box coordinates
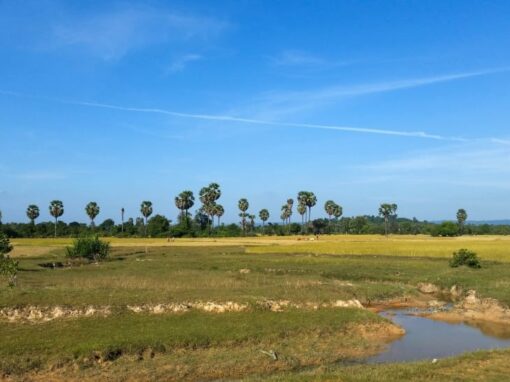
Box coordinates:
[432,220,510,225]
[468,220,510,226]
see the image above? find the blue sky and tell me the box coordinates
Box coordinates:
[1,0,510,223]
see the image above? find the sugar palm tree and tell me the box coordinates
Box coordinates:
[199,183,221,234]
[26,205,40,225]
[333,204,343,219]
[297,203,307,227]
[324,200,336,221]
[121,207,125,233]
[214,204,224,226]
[140,201,153,236]
[238,198,249,234]
[248,214,255,232]
[49,200,64,237]
[456,208,468,235]
[286,199,294,224]
[379,203,398,236]
[298,191,317,223]
[259,209,269,227]
[85,202,100,227]
[175,190,195,227]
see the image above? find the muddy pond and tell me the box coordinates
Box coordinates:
[368,308,510,363]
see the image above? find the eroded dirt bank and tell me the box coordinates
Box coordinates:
[0,299,364,323]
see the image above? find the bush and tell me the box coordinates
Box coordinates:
[66,235,110,262]
[432,221,460,237]
[0,233,18,287]
[449,248,481,268]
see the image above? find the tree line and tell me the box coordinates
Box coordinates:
[1,184,508,238]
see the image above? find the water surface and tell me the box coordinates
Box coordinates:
[368,309,510,363]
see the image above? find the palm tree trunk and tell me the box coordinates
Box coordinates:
[145,217,148,237]
[54,217,57,237]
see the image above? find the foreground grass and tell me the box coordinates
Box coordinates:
[249,349,510,382]
[3,238,510,380]
[0,308,391,378]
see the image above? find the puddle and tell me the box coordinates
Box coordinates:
[368,308,510,363]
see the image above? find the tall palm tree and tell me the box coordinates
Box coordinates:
[140,201,153,236]
[49,200,64,237]
[298,191,317,223]
[297,203,307,227]
[324,200,336,221]
[199,183,221,234]
[324,200,337,233]
[121,207,125,233]
[286,199,294,224]
[456,208,468,235]
[248,214,255,232]
[379,203,398,236]
[259,209,269,227]
[333,204,343,219]
[26,205,40,225]
[175,190,195,227]
[238,198,249,234]
[85,202,100,227]
[214,204,224,226]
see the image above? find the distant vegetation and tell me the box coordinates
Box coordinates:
[0,233,17,286]
[0,183,509,238]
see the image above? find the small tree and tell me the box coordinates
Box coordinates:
[0,233,18,287]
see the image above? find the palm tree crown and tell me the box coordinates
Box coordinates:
[49,200,64,237]
[85,202,100,226]
[26,205,40,224]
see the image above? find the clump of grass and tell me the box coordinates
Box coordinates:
[450,249,481,269]
[66,235,110,262]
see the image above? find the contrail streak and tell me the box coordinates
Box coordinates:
[65,100,459,140]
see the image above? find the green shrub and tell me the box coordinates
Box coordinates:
[0,233,18,287]
[432,221,460,237]
[449,248,481,268]
[66,235,110,262]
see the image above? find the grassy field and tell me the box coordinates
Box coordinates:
[2,235,510,380]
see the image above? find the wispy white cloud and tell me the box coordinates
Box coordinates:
[166,54,203,73]
[244,67,510,119]
[0,88,468,140]
[63,99,459,140]
[491,138,510,145]
[357,141,510,189]
[16,171,66,181]
[51,6,227,60]
[270,50,327,66]
[268,49,357,70]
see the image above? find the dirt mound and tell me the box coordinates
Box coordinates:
[0,305,111,323]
